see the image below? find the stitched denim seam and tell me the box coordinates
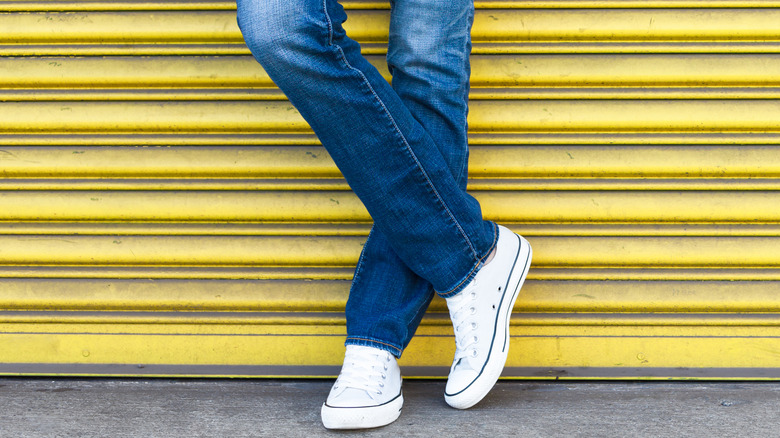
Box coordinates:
[454,6,474,186]
[403,286,434,350]
[347,226,374,295]
[337,48,478,261]
[322,0,334,46]
[345,336,403,356]
[437,221,498,298]
[321,0,480,262]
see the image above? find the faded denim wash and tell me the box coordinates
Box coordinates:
[237,0,496,357]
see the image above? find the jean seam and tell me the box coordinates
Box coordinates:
[335,44,478,261]
[322,0,334,46]
[348,226,374,295]
[454,5,474,186]
[321,0,480,263]
[402,286,434,350]
[345,336,403,356]
[437,221,498,298]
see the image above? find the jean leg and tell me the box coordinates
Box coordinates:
[388,0,474,188]
[237,0,495,296]
[344,0,476,356]
[345,228,434,356]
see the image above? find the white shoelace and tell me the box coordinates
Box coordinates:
[333,348,391,400]
[447,285,481,370]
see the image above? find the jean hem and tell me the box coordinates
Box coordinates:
[345,337,403,358]
[435,221,498,299]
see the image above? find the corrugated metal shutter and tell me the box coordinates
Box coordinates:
[2,0,780,378]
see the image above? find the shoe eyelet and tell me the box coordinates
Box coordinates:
[470,292,477,300]
[383,365,388,371]
[470,307,476,314]
[381,373,386,379]
[379,382,384,387]
[492,304,496,309]
[471,350,478,358]
[471,322,477,329]
[473,336,478,343]
[498,286,502,291]
[377,390,382,394]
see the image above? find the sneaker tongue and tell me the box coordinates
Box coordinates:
[327,386,379,407]
[454,356,476,372]
[344,386,377,401]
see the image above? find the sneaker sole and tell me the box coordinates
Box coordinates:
[321,393,403,430]
[444,234,532,410]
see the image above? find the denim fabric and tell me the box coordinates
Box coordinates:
[237,0,496,357]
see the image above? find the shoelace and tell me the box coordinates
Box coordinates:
[333,348,391,400]
[448,285,481,369]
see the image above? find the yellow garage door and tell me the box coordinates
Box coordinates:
[1,0,780,378]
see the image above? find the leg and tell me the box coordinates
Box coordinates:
[374,0,534,411]
[237,0,495,298]
[344,0,476,356]
[236,0,531,426]
[237,0,492,428]
[387,0,474,187]
[345,229,434,357]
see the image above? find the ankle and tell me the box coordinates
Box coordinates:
[483,246,497,266]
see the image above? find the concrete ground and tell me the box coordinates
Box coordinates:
[2,378,779,437]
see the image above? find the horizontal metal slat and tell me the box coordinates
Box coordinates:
[0,266,773,281]
[5,8,780,57]
[7,54,780,89]
[0,235,775,267]
[1,278,779,313]
[0,279,352,311]
[0,190,369,221]
[11,42,780,57]
[10,87,780,102]
[474,54,780,87]
[470,8,780,42]
[471,100,780,133]
[0,56,276,88]
[0,133,324,146]
[532,268,780,281]
[0,101,309,133]
[0,190,779,221]
[0,223,372,236]
[6,133,780,146]
[6,54,780,101]
[9,1,780,13]
[0,235,365,266]
[0,146,339,178]
[0,266,356,280]
[9,1,780,12]
[470,145,780,178]
[6,311,780,328]
[2,145,780,179]
[5,100,780,134]
[0,10,382,44]
[6,9,780,45]
[2,223,780,237]
[0,1,243,12]
[7,178,780,191]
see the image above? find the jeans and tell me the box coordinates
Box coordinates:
[237,0,497,357]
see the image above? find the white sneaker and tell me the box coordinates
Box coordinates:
[321,345,403,429]
[444,225,532,409]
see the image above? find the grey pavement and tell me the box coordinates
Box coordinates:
[2,378,779,437]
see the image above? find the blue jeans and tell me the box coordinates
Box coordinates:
[237,0,497,357]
